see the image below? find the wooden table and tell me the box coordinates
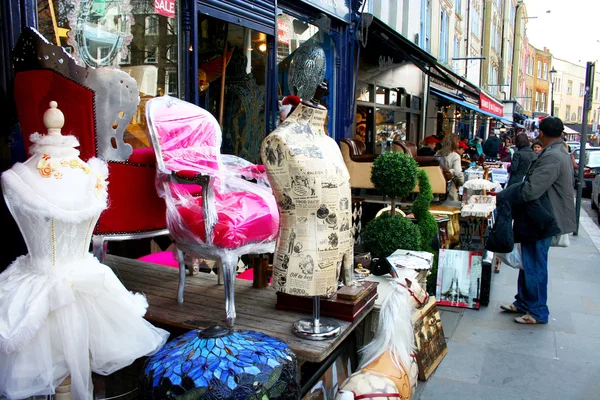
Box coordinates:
[105,255,374,364]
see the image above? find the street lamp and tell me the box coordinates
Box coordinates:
[550,67,557,116]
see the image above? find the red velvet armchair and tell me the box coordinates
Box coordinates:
[11,28,168,261]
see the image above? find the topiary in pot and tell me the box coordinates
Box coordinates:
[411,169,439,294]
[370,152,419,217]
[363,213,421,259]
[363,152,421,259]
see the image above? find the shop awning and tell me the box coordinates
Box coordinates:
[431,88,514,125]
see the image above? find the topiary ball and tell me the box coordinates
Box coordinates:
[362,213,421,259]
[371,152,419,199]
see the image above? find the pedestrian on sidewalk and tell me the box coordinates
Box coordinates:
[507,133,536,187]
[500,117,577,324]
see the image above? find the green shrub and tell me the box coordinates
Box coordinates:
[362,213,421,259]
[371,152,418,204]
[412,169,437,250]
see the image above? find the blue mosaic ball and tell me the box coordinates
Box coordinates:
[140,327,300,400]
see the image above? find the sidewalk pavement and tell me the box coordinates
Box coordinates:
[415,207,600,400]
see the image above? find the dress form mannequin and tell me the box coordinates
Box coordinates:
[0,102,168,399]
[262,83,353,339]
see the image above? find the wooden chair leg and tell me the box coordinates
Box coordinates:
[176,248,186,303]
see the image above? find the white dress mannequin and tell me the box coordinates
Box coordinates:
[262,96,353,297]
[0,102,169,399]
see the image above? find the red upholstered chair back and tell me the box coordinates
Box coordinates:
[11,28,167,254]
[14,70,97,160]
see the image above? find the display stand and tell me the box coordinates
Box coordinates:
[293,296,341,340]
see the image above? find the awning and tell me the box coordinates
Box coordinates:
[431,88,514,125]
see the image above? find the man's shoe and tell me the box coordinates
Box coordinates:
[500,303,522,313]
[514,313,546,324]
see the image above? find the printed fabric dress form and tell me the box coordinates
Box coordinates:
[262,104,353,296]
[0,133,169,399]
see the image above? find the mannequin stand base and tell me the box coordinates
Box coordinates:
[292,318,341,341]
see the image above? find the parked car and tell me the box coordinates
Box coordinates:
[566,141,580,153]
[573,148,600,197]
[592,175,600,223]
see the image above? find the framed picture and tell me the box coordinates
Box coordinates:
[435,249,483,309]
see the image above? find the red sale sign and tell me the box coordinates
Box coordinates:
[479,92,504,117]
[155,0,175,18]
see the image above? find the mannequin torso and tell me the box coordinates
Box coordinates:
[262,103,353,296]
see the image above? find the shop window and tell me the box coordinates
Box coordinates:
[375,108,407,154]
[376,86,387,104]
[356,83,372,102]
[277,12,336,138]
[36,0,180,150]
[390,90,398,106]
[198,16,270,164]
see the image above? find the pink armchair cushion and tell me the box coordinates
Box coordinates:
[176,190,279,249]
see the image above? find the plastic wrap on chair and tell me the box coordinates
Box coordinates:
[145,96,279,252]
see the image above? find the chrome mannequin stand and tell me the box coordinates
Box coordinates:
[292,296,341,340]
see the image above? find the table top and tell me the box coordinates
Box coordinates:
[105,255,373,364]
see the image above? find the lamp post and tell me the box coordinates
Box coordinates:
[549,67,557,116]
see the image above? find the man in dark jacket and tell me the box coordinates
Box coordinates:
[483,130,502,159]
[500,117,576,324]
[507,133,537,186]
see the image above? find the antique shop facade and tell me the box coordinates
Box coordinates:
[0,0,364,270]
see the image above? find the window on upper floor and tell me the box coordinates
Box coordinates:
[580,83,585,97]
[496,0,502,11]
[453,36,461,72]
[578,106,583,121]
[542,92,546,112]
[556,78,561,93]
[567,80,573,95]
[455,0,462,16]
[565,105,571,121]
[543,63,548,80]
[537,61,542,78]
[420,0,432,52]
[595,87,598,101]
[472,7,480,39]
[440,9,450,63]
[535,92,540,111]
[145,15,159,36]
[509,4,515,25]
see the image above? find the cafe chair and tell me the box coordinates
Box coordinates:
[340,138,377,189]
[145,95,279,327]
[11,27,168,262]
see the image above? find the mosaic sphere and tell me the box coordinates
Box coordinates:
[288,42,326,101]
[140,326,300,400]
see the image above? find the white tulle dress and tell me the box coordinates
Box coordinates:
[0,134,169,399]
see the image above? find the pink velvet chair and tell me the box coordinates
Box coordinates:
[145,96,279,327]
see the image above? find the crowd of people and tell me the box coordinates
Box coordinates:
[417,118,577,326]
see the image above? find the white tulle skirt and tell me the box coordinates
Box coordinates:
[0,254,169,399]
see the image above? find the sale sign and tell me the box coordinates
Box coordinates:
[155,0,175,18]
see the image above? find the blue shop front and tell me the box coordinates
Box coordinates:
[0,0,362,263]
